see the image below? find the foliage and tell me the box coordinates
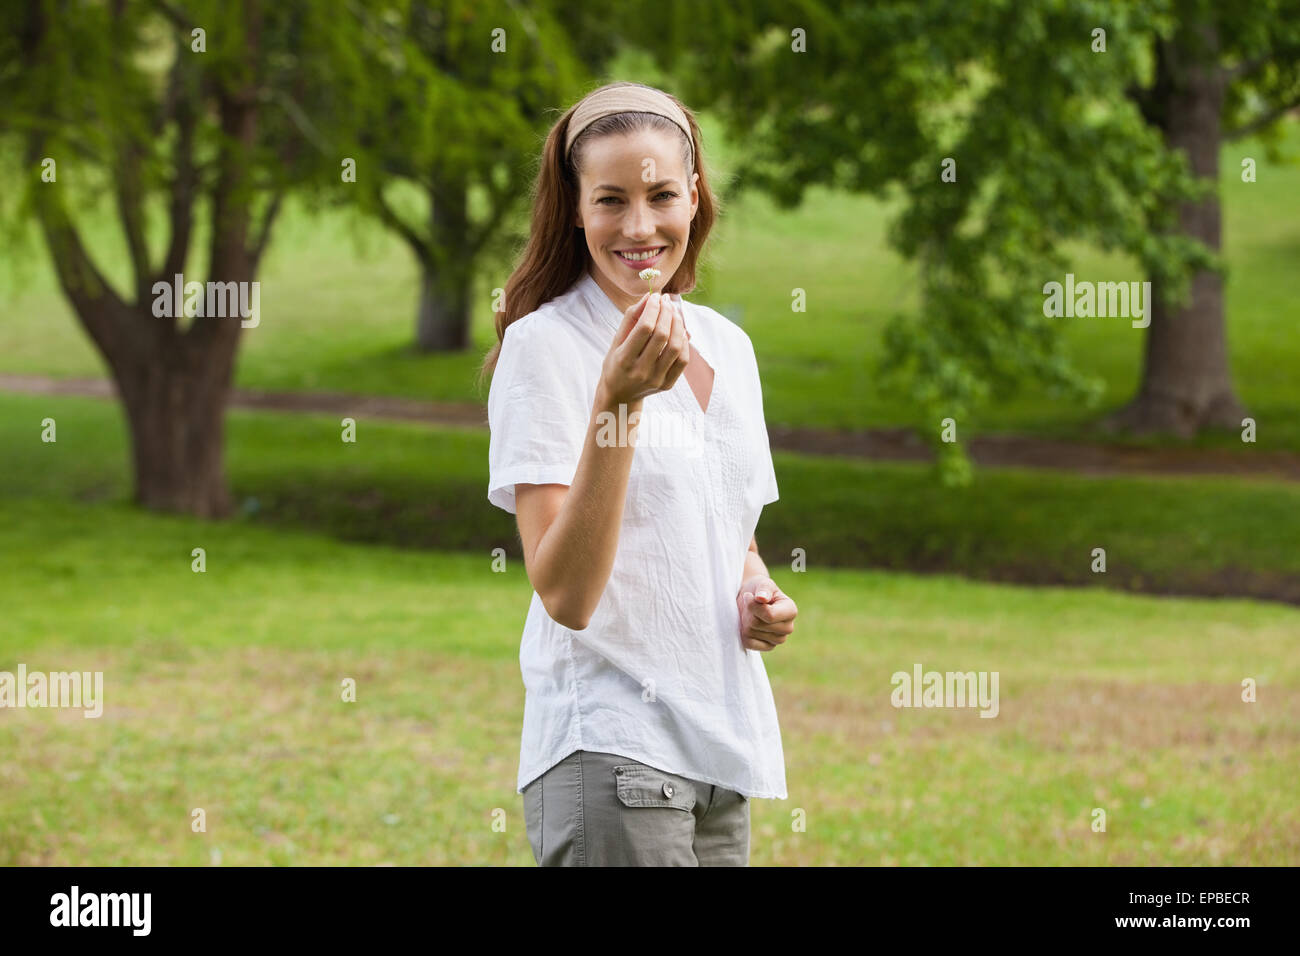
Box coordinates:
[647,0,1300,479]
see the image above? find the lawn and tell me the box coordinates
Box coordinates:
[3,101,1297,866]
[2,493,1297,865]
[3,392,1297,603]
[3,118,1298,450]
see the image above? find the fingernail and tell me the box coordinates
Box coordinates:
[757,590,770,601]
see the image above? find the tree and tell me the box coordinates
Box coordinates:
[308,0,593,351]
[648,0,1300,445]
[1114,6,1300,433]
[1,0,327,516]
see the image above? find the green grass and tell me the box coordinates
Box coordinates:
[3,118,1298,449]
[4,59,1295,867]
[5,390,1298,606]
[2,493,1297,865]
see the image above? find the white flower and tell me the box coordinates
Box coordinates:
[639,267,661,290]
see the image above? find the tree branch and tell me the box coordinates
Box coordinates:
[467,166,518,258]
[269,87,331,155]
[1124,83,1157,126]
[191,0,262,353]
[154,45,199,329]
[19,3,143,366]
[113,140,153,304]
[109,0,152,304]
[1223,53,1274,83]
[371,186,429,261]
[28,134,142,364]
[1224,95,1300,141]
[249,191,284,270]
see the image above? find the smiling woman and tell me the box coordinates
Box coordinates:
[480,82,797,868]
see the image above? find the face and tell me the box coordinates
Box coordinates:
[574,128,700,313]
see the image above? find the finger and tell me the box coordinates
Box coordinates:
[632,293,671,366]
[745,601,792,631]
[742,635,778,652]
[661,350,689,391]
[746,621,792,640]
[755,598,797,626]
[621,292,662,358]
[615,292,653,347]
[746,596,779,623]
[669,294,693,343]
[743,600,792,636]
[768,595,797,621]
[747,602,793,628]
[653,302,686,380]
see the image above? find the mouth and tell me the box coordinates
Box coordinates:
[613,246,667,269]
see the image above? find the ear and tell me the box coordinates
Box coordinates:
[689,171,700,220]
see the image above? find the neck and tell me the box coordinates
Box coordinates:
[588,265,641,316]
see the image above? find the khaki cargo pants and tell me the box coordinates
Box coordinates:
[521,750,750,866]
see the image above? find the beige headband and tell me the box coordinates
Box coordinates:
[564,83,694,170]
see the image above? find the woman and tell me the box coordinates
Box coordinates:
[480,81,798,866]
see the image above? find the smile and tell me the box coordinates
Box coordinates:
[614,247,666,267]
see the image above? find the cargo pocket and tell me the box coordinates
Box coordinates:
[612,764,697,811]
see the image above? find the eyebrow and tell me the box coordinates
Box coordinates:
[593,180,679,194]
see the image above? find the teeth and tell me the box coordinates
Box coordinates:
[617,248,664,261]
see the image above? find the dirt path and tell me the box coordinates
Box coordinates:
[5,372,1298,482]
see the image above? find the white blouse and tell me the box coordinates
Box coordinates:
[487,270,786,799]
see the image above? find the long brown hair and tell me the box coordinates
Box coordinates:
[475,83,719,391]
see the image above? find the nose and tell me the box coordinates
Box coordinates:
[625,197,655,242]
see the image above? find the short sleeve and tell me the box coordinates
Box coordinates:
[487,317,591,515]
[760,440,779,506]
[746,331,779,506]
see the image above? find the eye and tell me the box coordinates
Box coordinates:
[598,191,681,204]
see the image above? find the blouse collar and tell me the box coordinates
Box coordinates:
[575,269,708,363]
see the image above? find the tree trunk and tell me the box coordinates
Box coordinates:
[415,179,471,351]
[20,0,267,519]
[416,260,471,350]
[114,337,238,518]
[31,215,246,519]
[1110,22,1247,437]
